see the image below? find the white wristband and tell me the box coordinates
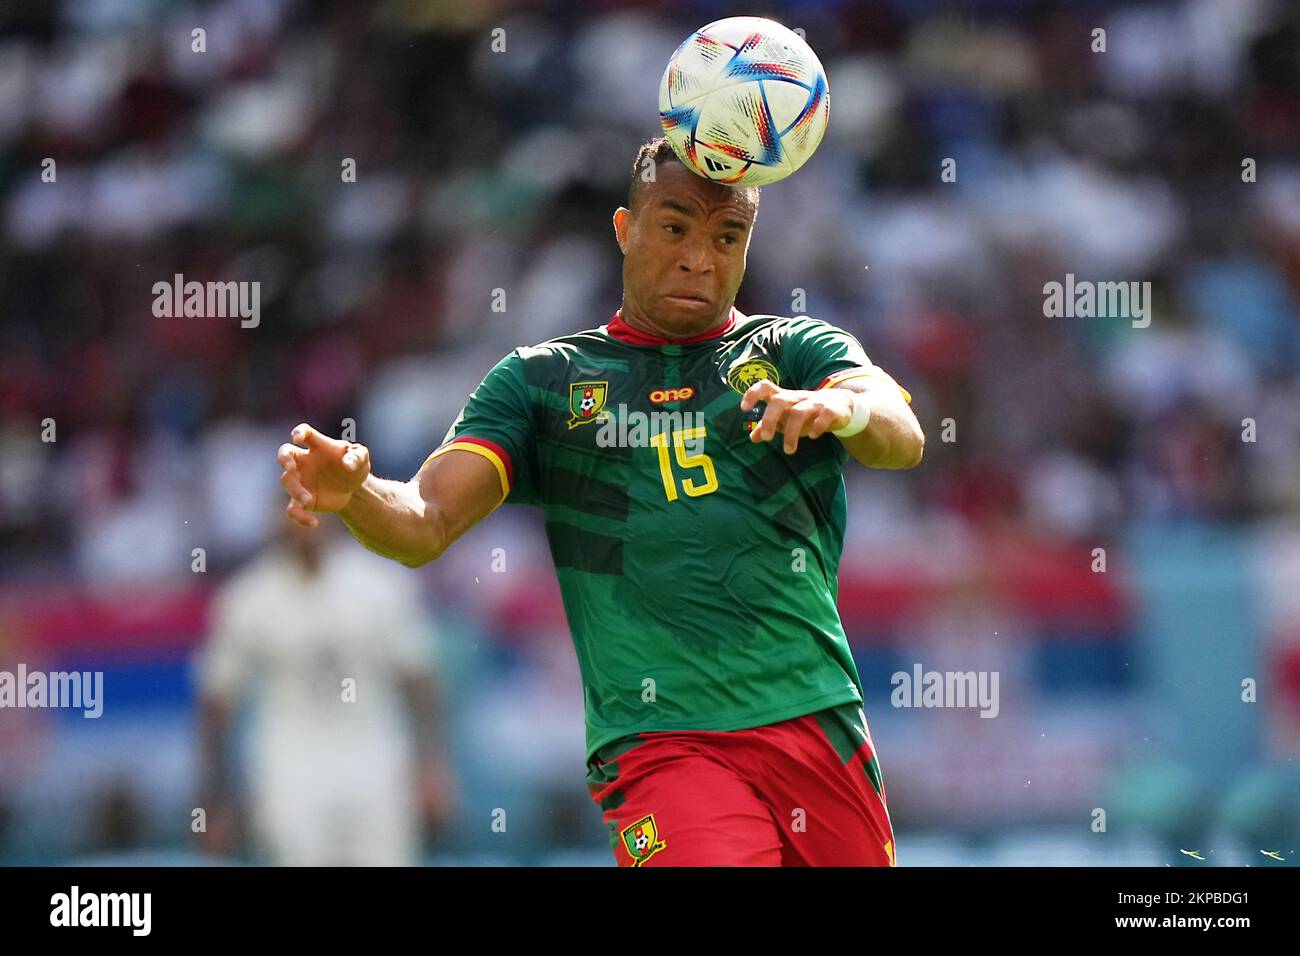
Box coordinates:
[830,391,871,438]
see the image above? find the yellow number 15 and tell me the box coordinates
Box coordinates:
[650,426,718,502]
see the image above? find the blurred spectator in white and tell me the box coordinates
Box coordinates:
[193,504,457,865]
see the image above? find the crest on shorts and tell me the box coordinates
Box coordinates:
[568,381,609,428]
[620,813,667,866]
[726,357,780,394]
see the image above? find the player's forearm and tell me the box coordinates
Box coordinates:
[338,474,445,568]
[837,379,925,469]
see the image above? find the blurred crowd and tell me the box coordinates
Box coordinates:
[1,0,1298,584]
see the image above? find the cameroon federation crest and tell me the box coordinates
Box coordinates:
[726,357,780,394]
[567,381,609,429]
[620,813,667,866]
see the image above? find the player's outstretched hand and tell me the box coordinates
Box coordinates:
[277,423,372,527]
[739,379,855,455]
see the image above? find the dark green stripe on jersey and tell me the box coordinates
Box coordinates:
[544,466,630,520]
[546,522,623,575]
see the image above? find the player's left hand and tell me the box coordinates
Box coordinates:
[740,379,857,454]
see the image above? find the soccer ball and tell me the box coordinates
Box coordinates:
[659,16,829,188]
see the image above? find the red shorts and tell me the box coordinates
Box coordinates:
[586,701,895,867]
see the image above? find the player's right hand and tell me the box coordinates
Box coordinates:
[277,423,372,527]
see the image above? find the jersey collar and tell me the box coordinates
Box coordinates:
[604,306,740,346]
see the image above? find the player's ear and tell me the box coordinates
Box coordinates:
[613,207,631,255]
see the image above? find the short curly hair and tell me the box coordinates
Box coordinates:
[627,135,761,211]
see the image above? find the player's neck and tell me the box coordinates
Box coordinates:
[610,304,737,346]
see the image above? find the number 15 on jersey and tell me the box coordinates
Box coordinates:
[650,426,718,502]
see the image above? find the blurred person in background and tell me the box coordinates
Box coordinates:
[194,501,458,866]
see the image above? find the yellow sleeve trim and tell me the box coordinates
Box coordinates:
[423,441,510,503]
[818,367,912,404]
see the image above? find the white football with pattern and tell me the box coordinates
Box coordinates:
[659,16,830,188]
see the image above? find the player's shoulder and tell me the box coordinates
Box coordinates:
[214,547,290,605]
[735,312,853,341]
[772,313,850,334]
[510,327,614,364]
[501,312,852,365]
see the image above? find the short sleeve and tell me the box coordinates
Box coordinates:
[779,316,911,402]
[425,349,537,504]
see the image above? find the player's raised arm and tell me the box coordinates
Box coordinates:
[277,423,503,568]
[735,316,924,469]
[740,365,924,469]
[827,366,925,469]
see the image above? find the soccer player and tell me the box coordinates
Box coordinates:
[277,136,925,866]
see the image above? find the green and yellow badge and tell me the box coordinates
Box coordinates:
[568,381,609,428]
[727,358,780,432]
[726,357,779,394]
[620,813,667,866]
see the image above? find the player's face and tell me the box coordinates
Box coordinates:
[614,163,757,337]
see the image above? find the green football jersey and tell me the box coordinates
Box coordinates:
[431,307,908,761]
